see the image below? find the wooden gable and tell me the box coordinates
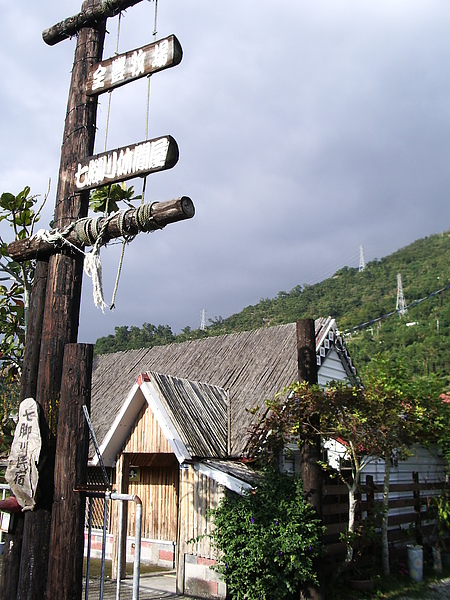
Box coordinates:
[122,400,173,455]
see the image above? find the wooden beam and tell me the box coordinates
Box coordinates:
[8,197,195,262]
[42,0,145,46]
[296,319,324,600]
[47,343,93,600]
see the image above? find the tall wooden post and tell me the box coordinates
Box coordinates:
[296,319,323,600]
[0,260,49,600]
[16,4,106,599]
[46,343,93,600]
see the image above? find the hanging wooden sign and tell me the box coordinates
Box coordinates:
[86,34,182,96]
[74,135,179,190]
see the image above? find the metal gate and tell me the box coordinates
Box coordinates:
[83,406,143,600]
[84,491,142,600]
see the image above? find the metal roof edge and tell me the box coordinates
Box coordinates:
[196,462,253,496]
[139,376,191,464]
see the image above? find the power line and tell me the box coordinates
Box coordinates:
[343,283,449,336]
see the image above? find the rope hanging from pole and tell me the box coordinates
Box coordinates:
[31,202,166,311]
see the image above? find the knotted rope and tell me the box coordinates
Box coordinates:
[32,204,162,311]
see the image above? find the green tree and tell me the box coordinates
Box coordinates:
[359,355,443,575]
[249,359,445,575]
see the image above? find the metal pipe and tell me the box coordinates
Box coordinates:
[111,493,142,600]
[116,499,124,600]
[133,500,143,600]
[100,492,111,600]
[85,497,93,600]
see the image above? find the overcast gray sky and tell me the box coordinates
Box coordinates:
[1,0,449,343]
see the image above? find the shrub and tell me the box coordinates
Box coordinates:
[209,468,324,600]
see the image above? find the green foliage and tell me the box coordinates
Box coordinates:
[0,187,39,381]
[209,468,324,600]
[94,323,175,353]
[0,379,19,455]
[428,488,450,550]
[89,183,141,214]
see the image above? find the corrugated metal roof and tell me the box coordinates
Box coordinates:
[90,318,355,457]
[146,372,228,459]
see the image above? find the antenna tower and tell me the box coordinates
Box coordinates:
[200,308,207,331]
[358,245,366,272]
[396,273,408,316]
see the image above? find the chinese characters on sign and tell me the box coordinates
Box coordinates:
[74,135,178,190]
[86,35,182,95]
[5,398,42,511]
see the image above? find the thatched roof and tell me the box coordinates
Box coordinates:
[91,317,355,457]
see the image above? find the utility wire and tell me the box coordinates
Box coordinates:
[343,283,449,335]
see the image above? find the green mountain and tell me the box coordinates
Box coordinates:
[95,231,450,385]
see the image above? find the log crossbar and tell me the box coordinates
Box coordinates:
[43,0,145,46]
[8,197,195,262]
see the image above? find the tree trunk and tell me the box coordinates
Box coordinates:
[346,481,359,563]
[381,456,391,576]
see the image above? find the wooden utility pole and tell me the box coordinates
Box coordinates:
[296,319,324,600]
[16,4,106,598]
[0,260,49,599]
[47,343,93,600]
[4,2,191,598]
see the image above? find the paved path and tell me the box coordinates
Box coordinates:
[84,574,450,600]
[84,571,202,599]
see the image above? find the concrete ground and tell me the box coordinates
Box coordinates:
[84,571,203,599]
[84,574,450,600]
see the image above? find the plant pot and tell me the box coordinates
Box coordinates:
[349,578,375,591]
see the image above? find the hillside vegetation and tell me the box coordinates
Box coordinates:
[95,231,449,385]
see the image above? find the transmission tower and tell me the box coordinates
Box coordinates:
[200,308,207,331]
[358,245,366,272]
[396,273,408,316]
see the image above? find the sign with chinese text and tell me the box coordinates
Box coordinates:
[86,34,182,96]
[74,135,179,190]
[5,398,41,511]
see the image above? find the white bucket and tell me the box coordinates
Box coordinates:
[407,545,423,582]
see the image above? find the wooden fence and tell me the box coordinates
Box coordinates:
[322,472,446,567]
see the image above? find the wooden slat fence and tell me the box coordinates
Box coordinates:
[322,472,447,565]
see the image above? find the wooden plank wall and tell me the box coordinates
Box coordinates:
[126,464,179,540]
[122,403,173,454]
[178,465,223,561]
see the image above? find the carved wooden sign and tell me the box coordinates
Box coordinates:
[74,135,179,190]
[86,34,182,95]
[5,398,41,511]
